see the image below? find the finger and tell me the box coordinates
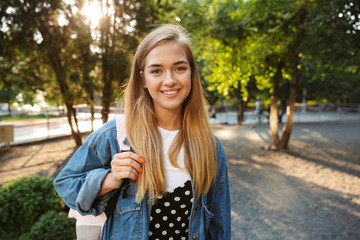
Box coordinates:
[112,165,139,177]
[113,152,144,164]
[110,170,138,181]
[111,158,142,173]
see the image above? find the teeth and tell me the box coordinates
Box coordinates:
[163,90,178,95]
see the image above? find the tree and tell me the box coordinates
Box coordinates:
[181,0,258,124]
[95,0,154,123]
[177,0,359,149]
[300,0,360,103]
[2,0,84,145]
[66,3,98,131]
[0,26,43,115]
[240,0,359,149]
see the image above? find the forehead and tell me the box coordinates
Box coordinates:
[144,41,188,66]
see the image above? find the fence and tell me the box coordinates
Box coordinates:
[210,103,360,125]
[1,103,359,145]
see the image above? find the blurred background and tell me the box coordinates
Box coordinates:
[0,0,359,147]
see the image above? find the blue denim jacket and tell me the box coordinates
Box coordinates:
[54,119,231,240]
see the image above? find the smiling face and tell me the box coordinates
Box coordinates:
[141,40,192,119]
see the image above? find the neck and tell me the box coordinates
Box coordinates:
[155,108,182,131]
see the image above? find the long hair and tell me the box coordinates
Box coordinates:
[124,24,217,202]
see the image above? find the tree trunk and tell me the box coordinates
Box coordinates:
[235,81,246,125]
[278,84,289,124]
[55,69,82,146]
[279,76,297,149]
[237,100,246,125]
[83,81,95,132]
[279,8,306,150]
[79,20,95,132]
[269,60,284,150]
[100,15,112,124]
[90,93,95,132]
[101,65,111,124]
[66,104,82,146]
[71,107,80,133]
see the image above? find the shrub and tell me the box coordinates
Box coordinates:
[0,175,66,238]
[29,210,76,240]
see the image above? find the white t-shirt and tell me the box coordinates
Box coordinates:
[158,127,191,191]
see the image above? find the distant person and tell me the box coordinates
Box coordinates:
[54,24,230,240]
[210,105,217,119]
[255,96,262,123]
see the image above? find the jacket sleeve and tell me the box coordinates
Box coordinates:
[207,138,231,239]
[54,124,119,216]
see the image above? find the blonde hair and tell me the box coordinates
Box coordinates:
[124,24,217,202]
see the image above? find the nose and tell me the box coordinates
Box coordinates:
[163,71,176,86]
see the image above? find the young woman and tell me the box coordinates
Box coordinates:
[54,24,230,240]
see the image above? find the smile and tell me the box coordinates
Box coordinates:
[161,90,180,95]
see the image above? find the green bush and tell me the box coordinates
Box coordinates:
[0,175,66,238]
[29,210,76,240]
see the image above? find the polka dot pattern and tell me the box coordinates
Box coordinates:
[148,180,193,239]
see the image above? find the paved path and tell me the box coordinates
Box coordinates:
[1,114,111,145]
[212,120,360,239]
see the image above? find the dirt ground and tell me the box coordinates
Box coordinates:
[1,120,359,240]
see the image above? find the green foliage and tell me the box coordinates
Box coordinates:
[0,175,66,239]
[192,0,257,102]
[28,210,76,240]
[1,0,359,114]
[299,0,360,103]
[0,48,43,110]
[18,234,32,240]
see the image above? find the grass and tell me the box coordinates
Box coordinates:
[1,114,66,121]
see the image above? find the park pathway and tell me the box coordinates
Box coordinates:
[212,120,360,239]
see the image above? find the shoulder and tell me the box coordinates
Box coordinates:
[83,119,119,164]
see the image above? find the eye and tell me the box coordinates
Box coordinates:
[150,69,162,75]
[175,66,187,72]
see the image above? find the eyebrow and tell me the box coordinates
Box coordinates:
[146,60,189,69]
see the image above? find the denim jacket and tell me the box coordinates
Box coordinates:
[54,119,231,240]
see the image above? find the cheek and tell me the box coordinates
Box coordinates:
[144,78,158,95]
[144,75,152,89]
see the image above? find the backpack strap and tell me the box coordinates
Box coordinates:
[115,114,130,152]
[104,115,130,218]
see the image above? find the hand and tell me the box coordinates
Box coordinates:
[98,152,144,197]
[110,151,144,187]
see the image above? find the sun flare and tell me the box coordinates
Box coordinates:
[81,1,103,29]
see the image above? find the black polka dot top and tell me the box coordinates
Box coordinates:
[148,180,193,240]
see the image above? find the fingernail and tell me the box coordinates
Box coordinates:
[139,167,143,173]
[135,174,139,180]
[140,157,145,163]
